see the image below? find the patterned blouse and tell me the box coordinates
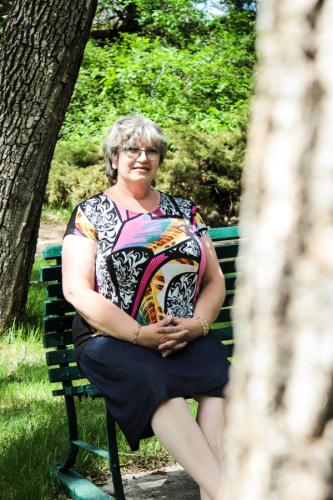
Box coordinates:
[65,191,208,327]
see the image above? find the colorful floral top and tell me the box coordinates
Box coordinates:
[65,191,208,351]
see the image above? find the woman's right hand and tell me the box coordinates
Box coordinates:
[137,316,189,354]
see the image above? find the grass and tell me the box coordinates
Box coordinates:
[1,257,199,499]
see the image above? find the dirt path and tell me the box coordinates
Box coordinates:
[36,222,66,257]
[103,465,200,499]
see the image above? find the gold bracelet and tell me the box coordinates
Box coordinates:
[195,316,210,336]
[132,323,142,344]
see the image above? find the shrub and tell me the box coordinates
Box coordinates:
[54,137,102,167]
[62,12,255,139]
[158,125,246,226]
[46,139,106,208]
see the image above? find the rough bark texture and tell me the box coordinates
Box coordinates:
[0,0,97,333]
[222,1,333,499]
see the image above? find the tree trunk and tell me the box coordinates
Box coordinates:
[222,1,333,499]
[0,0,97,333]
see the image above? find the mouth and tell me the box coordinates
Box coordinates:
[133,166,150,171]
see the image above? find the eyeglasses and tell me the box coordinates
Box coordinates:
[120,146,160,160]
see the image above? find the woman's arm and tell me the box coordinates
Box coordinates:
[62,235,189,349]
[157,233,225,354]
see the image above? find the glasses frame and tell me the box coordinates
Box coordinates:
[120,146,160,160]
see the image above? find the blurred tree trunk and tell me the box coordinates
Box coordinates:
[0,0,97,333]
[222,1,333,499]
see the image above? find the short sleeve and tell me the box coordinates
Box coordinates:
[191,205,208,238]
[64,205,98,240]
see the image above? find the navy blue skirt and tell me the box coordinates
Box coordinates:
[78,332,230,451]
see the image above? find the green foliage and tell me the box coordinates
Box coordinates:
[63,12,255,139]
[54,136,102,167]
[223,0,257,11]
[135,0,208,46]
[56,5,255,224]
[159,125,245,226]
[46,139,108,208]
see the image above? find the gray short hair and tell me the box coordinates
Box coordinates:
[103,114,168,184]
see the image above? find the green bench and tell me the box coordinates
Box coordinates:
[40,225,240,499]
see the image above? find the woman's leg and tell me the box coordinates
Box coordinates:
[194,395,225,500]
[151,397,222,500]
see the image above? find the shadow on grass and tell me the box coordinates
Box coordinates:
[0,363,47,386]
[0,356,120,500]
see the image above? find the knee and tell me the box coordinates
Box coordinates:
[151,397,185,424]
[196,397,224,429]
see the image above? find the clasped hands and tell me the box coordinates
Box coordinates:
[139,314,202,358]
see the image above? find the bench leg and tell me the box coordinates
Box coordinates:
[106,405,126,500]
[62,395,80,470]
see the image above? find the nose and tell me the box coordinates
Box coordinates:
[137,150,148,160]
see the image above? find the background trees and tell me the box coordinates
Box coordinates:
[48,0,255,227]
[222,0,333,498]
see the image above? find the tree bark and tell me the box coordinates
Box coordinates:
[222,1,333,499]
[0,0,97,333]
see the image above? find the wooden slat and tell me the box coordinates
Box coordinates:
[52,384,101,397]
[43,331,73,348]
[44,299,74,316]
[40,265,62,283]
[43,315,74,333]
[72,440,110,460]
[48,365,84,383]
[42,245,62,260]
[46,348,76,366]
[208,226,239,240]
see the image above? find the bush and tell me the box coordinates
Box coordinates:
[46,140,107,208]
[54,137,102,167]
[62,11,255,139]
[158,125,246,226]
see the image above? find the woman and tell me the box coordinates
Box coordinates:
[62,114,229,500]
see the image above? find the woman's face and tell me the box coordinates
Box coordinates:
[112,142,160,185]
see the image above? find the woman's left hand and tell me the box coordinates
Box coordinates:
[156,315,203,357]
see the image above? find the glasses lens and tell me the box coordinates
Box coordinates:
[122,147,159,159]
[145,149,159,159]
[125,147,140,158]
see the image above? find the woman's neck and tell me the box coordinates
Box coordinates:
[105,181,159,212]
[110,179,153,200]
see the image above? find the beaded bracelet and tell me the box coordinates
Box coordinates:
[132,323,142,344]
[195,316,210,336]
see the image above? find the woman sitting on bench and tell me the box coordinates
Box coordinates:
[62,114,229,500]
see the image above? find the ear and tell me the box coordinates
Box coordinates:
[111,154,118,170]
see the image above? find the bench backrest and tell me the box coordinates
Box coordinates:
[40,226,240,397]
